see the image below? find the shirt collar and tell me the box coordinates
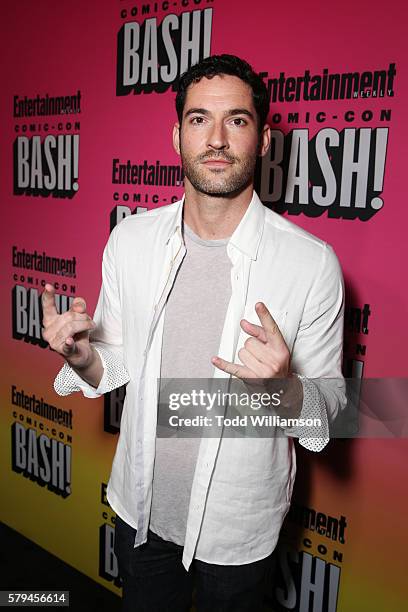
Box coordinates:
[228,190,265,260]
[165,193,185,245]
[166,190,265,260]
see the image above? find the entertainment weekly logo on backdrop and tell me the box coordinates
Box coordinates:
[257,63,396,220]
[335,301,371,437]
[261,64,396,103]
[110,156,183,226]
[11,245,77,348]
[13,90,81,198]
[343,302,370,380]
[99,482,121,587]
[116,3,213,95]
[271,503,346,612]
[11,385,73,499]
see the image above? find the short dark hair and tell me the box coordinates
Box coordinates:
[175,54,270,134]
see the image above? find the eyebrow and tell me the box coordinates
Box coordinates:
[184,107,255,121]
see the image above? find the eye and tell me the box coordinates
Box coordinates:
[231,117,247,126]
[190,116,205,125]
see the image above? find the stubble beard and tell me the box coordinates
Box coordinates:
[180,143,257,197]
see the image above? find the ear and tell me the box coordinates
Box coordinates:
[173,122,181,155]
[258,123,271,157]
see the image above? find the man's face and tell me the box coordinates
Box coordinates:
[173,74,270,196]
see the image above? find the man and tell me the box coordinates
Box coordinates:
[43,54,346,611]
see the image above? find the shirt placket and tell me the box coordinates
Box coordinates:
[134,226,186,546]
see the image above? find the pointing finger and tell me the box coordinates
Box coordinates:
[41,283,58,319]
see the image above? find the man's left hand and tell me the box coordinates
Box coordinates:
[212,302,303,416]
[212,301,291,382]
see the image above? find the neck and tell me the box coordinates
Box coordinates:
[182,180,254,240]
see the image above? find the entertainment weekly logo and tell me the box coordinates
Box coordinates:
[260,64,396,103]
[11,242,77,350]
[13,90,81,198]
[11,384,73,499]
[256,63,396,220]
[99,482,121,588]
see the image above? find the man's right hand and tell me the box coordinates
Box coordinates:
[41,283,97,369]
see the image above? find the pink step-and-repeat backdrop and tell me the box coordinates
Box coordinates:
[1,1,407,610]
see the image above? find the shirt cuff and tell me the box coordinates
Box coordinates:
[53,345,130,398]
[283,374,330,452]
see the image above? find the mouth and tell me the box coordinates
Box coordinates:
[202,159,233,168]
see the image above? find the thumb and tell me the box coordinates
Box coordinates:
[61,336,77,358]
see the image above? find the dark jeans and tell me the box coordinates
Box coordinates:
[114,514,273,612]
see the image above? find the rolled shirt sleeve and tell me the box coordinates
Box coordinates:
[282,242,347,451]
[284,374,330,452]
[53,222,131,398]
[53,344,130,398]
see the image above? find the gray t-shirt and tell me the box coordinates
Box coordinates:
[149,221,232,545]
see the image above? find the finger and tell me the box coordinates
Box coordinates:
[55,319,95,349]
[255,302,285,345]
[211,356,254,379]
[238,348,265,377]
[69,296,87,314]
[238,348,279,379]
[41,283,58,320]
[69,312,93,322]
[61,336,76,357]
[243,336,272,364]
[61,311,93,325]
[45,311,93,336]
[240,319,268,343]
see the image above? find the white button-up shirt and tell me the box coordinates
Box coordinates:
[54,190,346,570]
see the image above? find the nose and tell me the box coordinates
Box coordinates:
[207,120,229,151]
